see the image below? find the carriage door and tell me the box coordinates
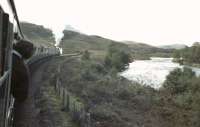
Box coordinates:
[0,8,14,127]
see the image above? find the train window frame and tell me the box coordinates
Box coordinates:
[0,7,3,76]
[0,6,14,127]
[4,21,14,127]
[0,9,4,127]
[2,13,9,73]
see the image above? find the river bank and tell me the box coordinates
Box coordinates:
[173,57,200,67]
[172,58,200,76]
[182,62,200,68]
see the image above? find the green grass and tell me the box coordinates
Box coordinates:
[37,84,79,127]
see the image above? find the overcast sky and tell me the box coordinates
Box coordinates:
[6,0,200,45]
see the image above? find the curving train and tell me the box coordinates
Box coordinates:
[27,45,60,65]
[0,0,60,127]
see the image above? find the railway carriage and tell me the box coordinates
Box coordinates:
[0,2,16,127]
[0,1,60,127]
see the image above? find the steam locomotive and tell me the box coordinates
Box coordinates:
[0,0,60,127]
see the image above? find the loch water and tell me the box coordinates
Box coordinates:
[120,57,200,89]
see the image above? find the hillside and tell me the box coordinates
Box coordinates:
[60,30,112,52]
[123,41,173,59]
[123,41,172,53]
[59,30,131,59]
[59,30,173,59]
[20,22,56,47]
[158,44,187,49]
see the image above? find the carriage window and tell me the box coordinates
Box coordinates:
[0,8,4,127]
[0,8,2,76]
[0,8,10,127]
[2,13,9,72]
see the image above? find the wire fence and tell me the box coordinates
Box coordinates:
[54,76,93,127]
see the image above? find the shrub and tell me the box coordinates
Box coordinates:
[163,67,195,94]
[81,50,90,60]
[104,44,131,72]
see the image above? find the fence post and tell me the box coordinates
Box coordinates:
[66,94,70,111]
[83,110,87,127]
[73,101,76,118]
[57,64,61,73]
[86,113,91,127]
[80,108,85,127]
[62,89,66,106]
[55,77,59,92]
[60,86,63,98]
[56,78,60,95]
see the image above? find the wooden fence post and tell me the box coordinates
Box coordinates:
[73,101,76,118]
[80,108,84,127]
[62,89,66,106]
[86,113,91,127]
[57,78,60,95]
[66,94,70,111]
[59,86,63,98]
[63,90,66,107]
[55,78,58,92]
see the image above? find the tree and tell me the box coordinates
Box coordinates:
[81,50,90,60]
[163,67,195,94]
[173,50,181,59]
[173,43,200,64]
[104,44,131,71]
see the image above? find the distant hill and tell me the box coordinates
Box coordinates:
[20,22,55,47]
[122,41,173,59]
[123,41,169,53]
[158,44,187,49]
[19,22,173,59]
[60,30,173,59]
[59,30,130,54]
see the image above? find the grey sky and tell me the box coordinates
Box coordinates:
[9,0,200,45]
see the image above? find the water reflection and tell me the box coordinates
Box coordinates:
[120,57,200,89]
